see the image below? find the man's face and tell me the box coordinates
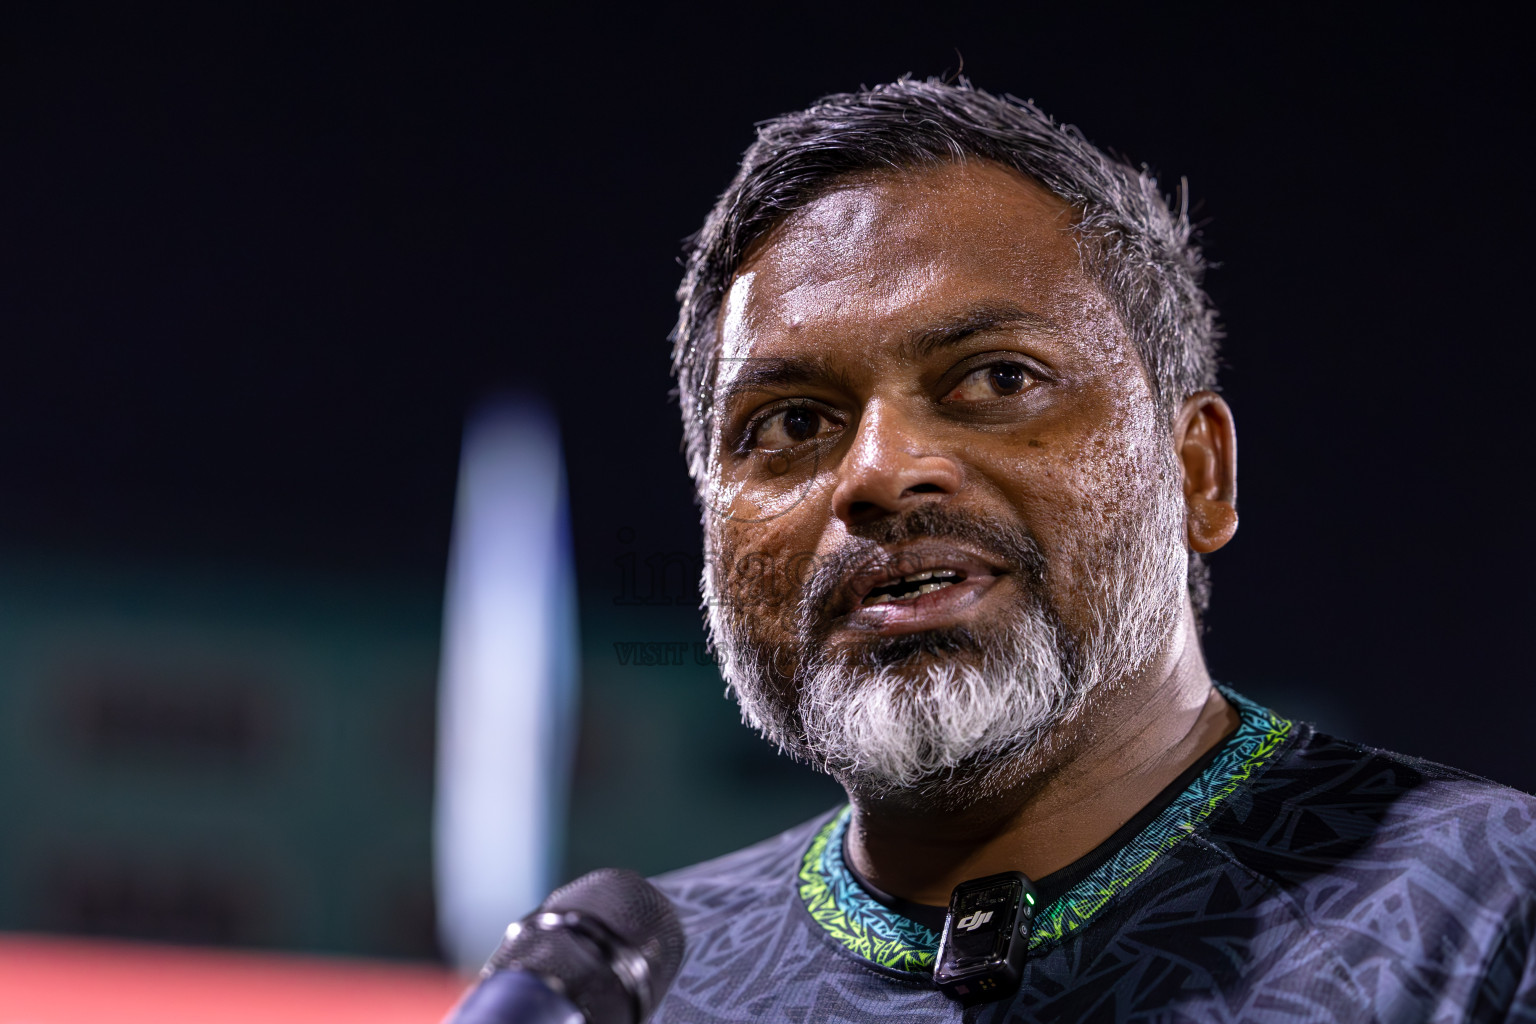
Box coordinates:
[701,160,1189,802]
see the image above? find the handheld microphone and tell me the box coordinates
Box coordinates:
[444,868,685,1024]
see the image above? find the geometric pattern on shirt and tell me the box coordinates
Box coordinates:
[797,805,939,972]
[795,686,1294,973]
[1031,687,1294,947]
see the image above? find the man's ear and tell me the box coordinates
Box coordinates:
[1174,391,1238,554]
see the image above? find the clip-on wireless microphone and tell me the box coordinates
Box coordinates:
[932,871,1037,1004]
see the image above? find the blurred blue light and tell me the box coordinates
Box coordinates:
[433,398,579,971]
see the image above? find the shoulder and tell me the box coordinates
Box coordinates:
[650,807,839,928]
[1226,724,1536,877]
[1209,724,1536,972]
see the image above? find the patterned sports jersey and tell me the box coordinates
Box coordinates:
[651,689,1536,1022]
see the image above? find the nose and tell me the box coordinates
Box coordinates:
[830,402,963,529]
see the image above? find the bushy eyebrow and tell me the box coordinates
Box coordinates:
[713,356,855,414]
[896,303,1060,361]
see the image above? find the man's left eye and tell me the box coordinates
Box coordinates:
[942,362,1035,403]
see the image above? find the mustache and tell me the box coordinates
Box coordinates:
[796,503,1051,636]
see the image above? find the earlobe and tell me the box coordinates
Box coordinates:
[1176,392,1238,554]
[1187,496,1238,553]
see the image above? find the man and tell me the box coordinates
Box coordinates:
[652,79,1535,1022]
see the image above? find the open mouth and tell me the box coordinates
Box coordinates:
[833,543,1007,635]
[862,569,968,606]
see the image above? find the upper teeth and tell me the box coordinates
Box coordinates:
[902,569,958,584]
[864,570,962,605]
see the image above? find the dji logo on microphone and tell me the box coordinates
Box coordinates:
[955,911,994,932]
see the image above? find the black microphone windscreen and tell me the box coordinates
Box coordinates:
[540,868,685,1007]
[484,868,684,1024]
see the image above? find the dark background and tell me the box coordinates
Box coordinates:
[0,3,1531,957]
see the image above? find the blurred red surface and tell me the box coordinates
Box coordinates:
[0,932,467,1022]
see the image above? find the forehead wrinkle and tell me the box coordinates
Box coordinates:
[783,261,937,329]
[717,256,928,360]
[740,182,942,299]
[731,246,948,354]
[731,177,1082,350]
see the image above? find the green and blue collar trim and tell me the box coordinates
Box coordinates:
[795,687,1294,973]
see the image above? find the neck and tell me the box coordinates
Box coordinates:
[841,602,1237,906]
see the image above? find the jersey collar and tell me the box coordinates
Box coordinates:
[795,687,1294,973]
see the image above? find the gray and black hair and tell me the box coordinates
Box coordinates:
[670,77,1221,611]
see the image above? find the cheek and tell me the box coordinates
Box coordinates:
[709,514,818,624]
[1053,353,1170,501]
[986,390,1163,518]
[974,401,1169,608]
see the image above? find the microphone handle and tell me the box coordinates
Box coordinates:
[445,969,586,1024]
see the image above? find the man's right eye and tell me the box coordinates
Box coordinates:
[748,404,837,451]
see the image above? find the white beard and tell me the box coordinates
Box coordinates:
[704,459,1190,804]
[790,603,1069,798]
